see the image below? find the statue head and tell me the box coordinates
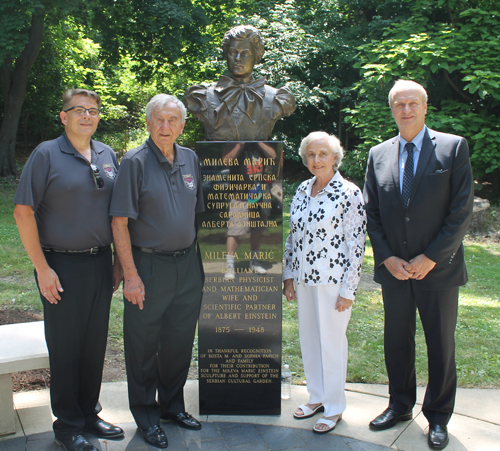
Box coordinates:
[222,26,264,80]
[184,24,296,141]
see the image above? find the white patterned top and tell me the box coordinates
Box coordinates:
[284,171,367,300]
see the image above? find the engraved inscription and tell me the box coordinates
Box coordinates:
[197,141,283,414]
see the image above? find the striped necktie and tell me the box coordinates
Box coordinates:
[402,142,415,208]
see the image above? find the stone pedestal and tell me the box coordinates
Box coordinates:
[196,141,283,415]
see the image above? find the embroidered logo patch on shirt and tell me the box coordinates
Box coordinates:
[102,164,116,179]
[183,174,195,190]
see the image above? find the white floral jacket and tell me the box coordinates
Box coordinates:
[284,171,367,300]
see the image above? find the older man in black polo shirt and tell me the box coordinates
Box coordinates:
[110,94,204,449]
[14,89,124,451]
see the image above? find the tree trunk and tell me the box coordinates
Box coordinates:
[0,9,45,176]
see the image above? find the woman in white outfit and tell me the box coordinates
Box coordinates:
[283,131,366,433]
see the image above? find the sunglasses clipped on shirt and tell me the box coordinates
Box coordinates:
[90,163,105,190]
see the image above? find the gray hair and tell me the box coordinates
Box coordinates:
[145,94,187,123]
[388,79,428,106]
[62,89,102,111]
[222,25,264,63]
[299,131,344,170]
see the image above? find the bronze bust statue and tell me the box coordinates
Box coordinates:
[184,25,296,141]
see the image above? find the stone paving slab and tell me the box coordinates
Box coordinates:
[3,382,500,450]
[392,409,500,451]
[0,422,394,451]
[346,384,500,426]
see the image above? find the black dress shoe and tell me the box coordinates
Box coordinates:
[428,423,449,449]
[142,425,168,448]
[84,418,124,439]
[55,434,98,451]
[162,412,202,430]
[369,408,412,430]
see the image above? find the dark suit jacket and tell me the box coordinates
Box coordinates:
[363,127,474,290]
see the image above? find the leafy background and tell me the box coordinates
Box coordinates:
[0,0,499,200]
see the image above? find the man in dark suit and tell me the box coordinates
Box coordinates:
[363,79,473,450]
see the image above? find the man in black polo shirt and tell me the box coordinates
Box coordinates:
[110,94,204,449]
[14,89,124,451]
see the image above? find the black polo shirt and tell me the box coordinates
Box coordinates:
[14,133,118,250]
[109,138,204,251]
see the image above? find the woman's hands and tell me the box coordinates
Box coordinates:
[335,296,353,312]
[283,278,353,312]
[283,278,296,302]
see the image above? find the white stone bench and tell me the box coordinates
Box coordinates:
[0,321,49,436]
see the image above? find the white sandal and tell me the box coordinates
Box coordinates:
[313,414,342,433]
[293,403,324,419]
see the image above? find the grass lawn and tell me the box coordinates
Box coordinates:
[1,179,499,388]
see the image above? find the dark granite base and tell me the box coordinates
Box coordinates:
[196,141,283,415]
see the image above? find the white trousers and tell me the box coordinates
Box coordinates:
[296,282,351,417]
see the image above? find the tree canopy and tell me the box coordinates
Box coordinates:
[1,0,499,198]
[344,0,500,191]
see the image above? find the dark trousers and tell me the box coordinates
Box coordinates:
[39,249,113,439]
[382,282,459,425]
[124,243,203,430]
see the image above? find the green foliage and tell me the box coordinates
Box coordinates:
[430,101,500,177]
[92,0,214,76]
[346,0,500,184]
[9,0,257,158]
[239,1,328,157]
[3,0,247,164]
[343,101,397,179]
[5,0,500,201]
[19,19,105,147]
[21,18,178,155]
[0,0,41,64]
[229,0,413,164]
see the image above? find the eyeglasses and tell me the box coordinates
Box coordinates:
[64,106,101,117]
[90,164,104,189]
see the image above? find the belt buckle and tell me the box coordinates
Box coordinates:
[90,247,96,254]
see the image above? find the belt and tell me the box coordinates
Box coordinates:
[42,245,111,255]
[133,243,192,258]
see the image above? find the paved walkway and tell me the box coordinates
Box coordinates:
[1,382,499,450]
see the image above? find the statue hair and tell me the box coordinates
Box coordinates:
[222,25,264,63]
